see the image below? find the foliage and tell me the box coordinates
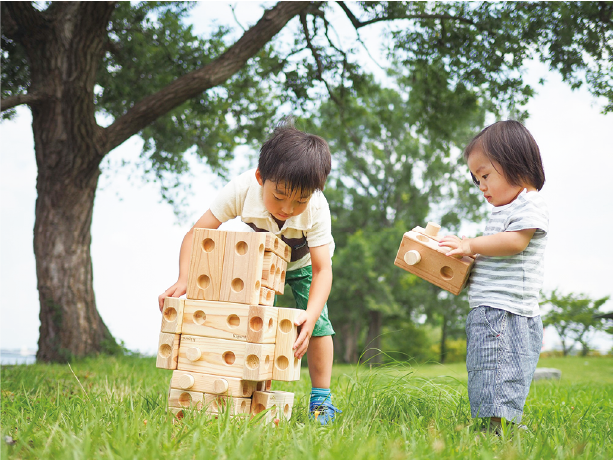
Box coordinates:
[542,290,612,356]
[1,355,613,459]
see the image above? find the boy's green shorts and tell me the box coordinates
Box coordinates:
[275,265,335,337]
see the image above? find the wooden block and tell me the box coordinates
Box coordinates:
[168,388,205,410]
[274,254,286,295]
[186,228,227,301]
[246,305,278,343]
[272,308,302,381]
[178,335,275,380]
[156,332,180,370]
[263,233,291,262]
[220,232,266,305]
[394,231,473,295]
[261,251,276,290]
[251,390,295,423]
[161,297,184,334]
[168,407,186,419]
[182,299,250,341]
[204,394,252,415]
[259,286,275,306]
[170,370,258,397]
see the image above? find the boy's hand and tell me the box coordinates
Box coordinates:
[439,235,474,258]
[158,281,187,311]
[293,311,317,359]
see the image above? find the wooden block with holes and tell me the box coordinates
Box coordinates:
[259,286,275,306]
[178,335,275,380]
[274,254,286,294]
[181,300,277,344]
[251,390,295,423]
[156,332,181,370]
[170,369,258,397]
[186,228,227,301]
[263,233,291,262]
[220,232,266,305]
[161,297,184,334]
[168,388,205,410]
[261,251,276,290]
[182,300,250,341]
[204,394,252,415]
[394,222,474,295]
[272,308,301,381]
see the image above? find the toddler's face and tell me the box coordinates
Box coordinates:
[467,146,523,207]
[256,170,312,222]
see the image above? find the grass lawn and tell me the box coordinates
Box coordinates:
[2,354,612,459]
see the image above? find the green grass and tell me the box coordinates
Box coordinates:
[2,355,612,459]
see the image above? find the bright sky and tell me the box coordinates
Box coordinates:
[1,2,612,356]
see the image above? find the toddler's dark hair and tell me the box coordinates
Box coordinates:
[464,120,545,190]
[258,119,331,195]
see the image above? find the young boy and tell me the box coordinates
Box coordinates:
[158,122,341,424]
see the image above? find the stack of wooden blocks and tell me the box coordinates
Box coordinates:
[156,229,302,424]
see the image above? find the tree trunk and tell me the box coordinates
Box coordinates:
[362,310,382,365]
[440,316,448,364]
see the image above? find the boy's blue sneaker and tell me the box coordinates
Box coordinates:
[309,397,342,425]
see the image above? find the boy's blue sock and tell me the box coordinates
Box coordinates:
[309,387,341,425]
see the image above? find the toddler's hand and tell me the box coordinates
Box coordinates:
[158,281,187,311]
[439,235,473,258]
[293,311,316,359]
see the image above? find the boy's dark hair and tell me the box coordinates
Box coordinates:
[258,120,331,195]
[464,120,545,190]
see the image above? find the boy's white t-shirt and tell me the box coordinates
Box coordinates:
[209,169,334,271]
[468,189,549,317]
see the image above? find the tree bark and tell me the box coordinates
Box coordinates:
[3,1,310,361]
[362,310,382,365]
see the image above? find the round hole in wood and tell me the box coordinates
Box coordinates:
[416,234,429,243]
[267,318,274,331]
[242,382,249,396]
[163,307,177,322]
[270,263,276,275]
[294,356,300,367]
[280,270,285,281]
[255,280,260,292]
[275,267,281,277]
[223,351,235,365]
[274,239,279,250]
[246,354,260,370]
[440,266,454,280]
[235,241,248,255]
[231,278,244,293]
[252,403,265,415]
[265,290,272,301]
[173,409,184,420]
[264,354,270,370]
[284,403,290,416]
[241,400,247,412]
[259,243,264,255]
[193,310,206,325]
[279,319,292,333]
[202,238,215,252]
[276,355,289,370]
[178,392,192,408]
[227,314,240,328]
[285,247,290,259]
[159,343,171,358]
[250,316,263,332]
[197,274,211,290]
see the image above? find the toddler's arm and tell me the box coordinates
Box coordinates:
[293,244,332,359]
[439,229,536,258]
[158,209,222,311]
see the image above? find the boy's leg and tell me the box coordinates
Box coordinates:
[307,335,333,388]
[466,306,542,426]
[281,266,340,424]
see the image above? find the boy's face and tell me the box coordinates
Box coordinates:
[467,146,524,207]
[256,169,312,222]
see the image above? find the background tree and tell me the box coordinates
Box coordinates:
[542,290,611,356]
[2,1,611,362]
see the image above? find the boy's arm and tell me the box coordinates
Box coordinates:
[439,229,536,258]
[293,244,332,359]
[158,209,222,310]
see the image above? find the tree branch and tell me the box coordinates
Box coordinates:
[104,1,310,153]
[1,92,45,111]
[2,2,48,39]
[336,1,474,29]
